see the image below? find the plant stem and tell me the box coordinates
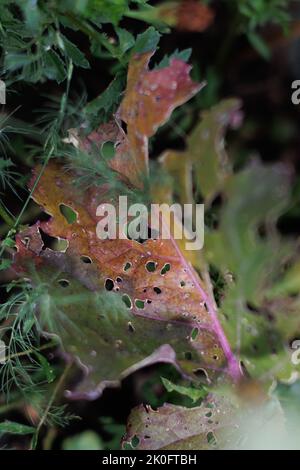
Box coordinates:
[0,201,14,227]
[30,362,72,450]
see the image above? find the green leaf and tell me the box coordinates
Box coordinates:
[85,71,126,119]
[0,259,12,271]
[19,0,42,34]
[161,377,207,403]
[61,35,90,69]
[4,53,36,73]
[115,27,135,55]
[156,49,192,69]
[247,31,271,60]
[43,50,67,83]
[132,27,161,54]
[0,420,36,435]
[33,352,56,384]
[205,162,296,381]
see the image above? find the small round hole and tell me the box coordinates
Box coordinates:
[135,299,145,309]
[81,255,92,264]
[124,262,132,272]
[145,261,156,272]
[105,279,114,291]
[161,263,171,275]
[58,279,70,288]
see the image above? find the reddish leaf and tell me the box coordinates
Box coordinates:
[14,50,241,398]
[158,0,215,33]
[119,53,203,178]
[123,393,286,450]
[15,162,241,392]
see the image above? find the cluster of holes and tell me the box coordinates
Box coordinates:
[104,277,123,294]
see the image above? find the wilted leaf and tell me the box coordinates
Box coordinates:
[14,159,240,397]
[63,431,103,450]
[123,393,287,450]
[161,99,243,204]
[13,50,240,399]
[158,1,215,33]
[120,51,203,179]
[0,420,36,435]
[123,395,236,450]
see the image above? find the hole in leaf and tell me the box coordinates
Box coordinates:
[149,227,159,239]
[116,277,122,283]
[121,120,127,134]
[193,368,209,382]
[59,204,77,224]
[58,279,70,288]
[180,280,186,287]
[122,294,132,309]
[21,237,30,248]
[161,263,171,275]
[246,302,260,313]
[39,228,68,252]
[207,432,217,446]
[126,226,157,244]
[80,255,92,264]
[153,287,162,294]
[240,361,250,378]
[145,261,156,272]
[124,262,132,272]
[205,411,212,418]
[105,279,114,291]
[101,141,115,159]
[191,327,199,341]
[131,435,140,448]
[135,299,145,309]
[184,351,193,360]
